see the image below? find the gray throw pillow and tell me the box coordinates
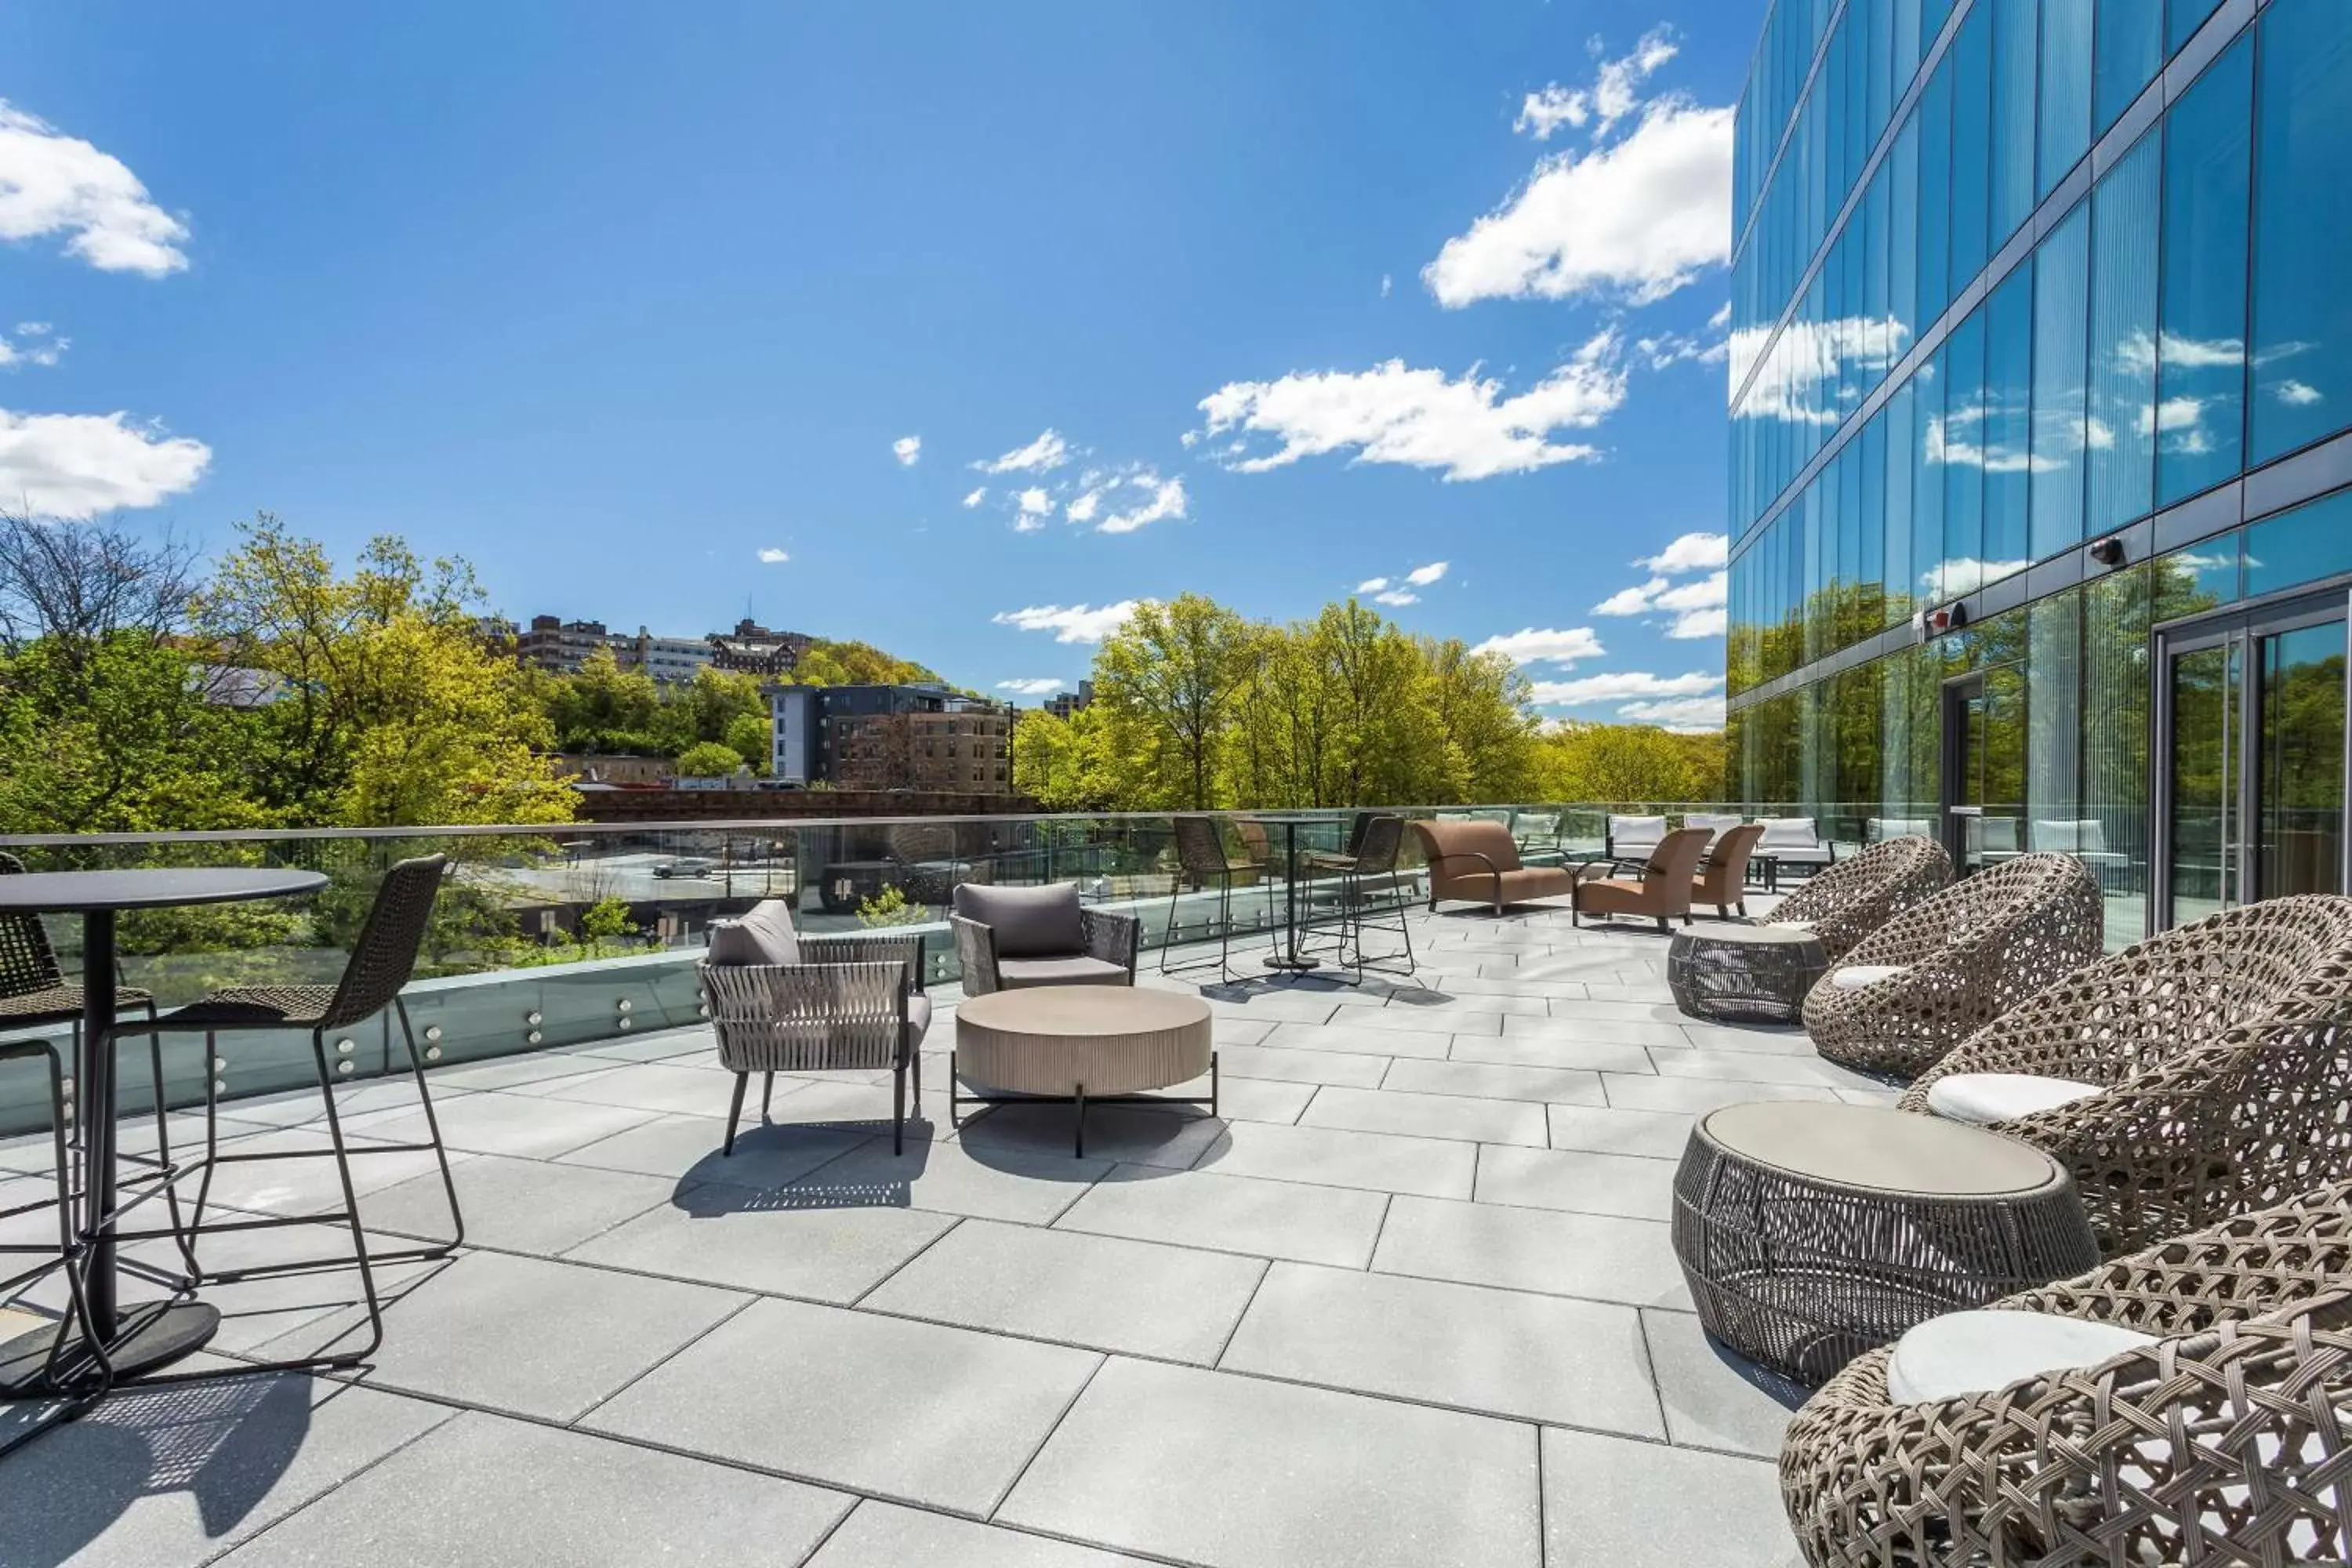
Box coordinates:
[706,898,801,966]
[952,882,1083,958]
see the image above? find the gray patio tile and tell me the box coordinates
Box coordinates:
[1508,953,1652,981]
[564,1187,956,1303]
[1261,1019,1454,1058]
[1200,992,1342,1025]
[951,1102,1223,1170]
[1472,1144,1675,1221]
[125,1224,454,1361]
[1540,1427,1801,1568]
[1582,981,1681,1004]
[0,1369,454,1568]
[1548,997,1688,1022]
[1444,1031,1657,1074]
[1213,1040,1391,1087]
[1353,1004,1504,1037]
[1425,973,1589,1000]
[171,1127,477,1219]
[583,1296,1099,1517]
[1544,1104,1696,1160]
[862,1218,1265,1363]
[1163,1069,1315,1124]
[213,1410,853,1568]
[1054,1163,1388,1266]
[305,1249,748,1421]
[537,1062,757,1116]
[998,1356,1540,1568]
[811,1503,1156,1567]
[752,1076,919,1128]
[1210,1016,1278,1046]
[1648,1050,1878,1090]
[1196,1119,1476,1200]
[221,1077,466,1130]
[1640,1307,1808,1457]
[1676,1021,1818,1054]
[1385,989,1551,1017]
[1221,1262,1663,1437]
[1835,1084,1904,1106]
[1372,1196,1690,1310]
[1501,1015,1693,1048]
[1599,1075,1838,1116]
[350,1091,660,1161]
[560,1029,714,1064]
[1379,1057,1608,1105]
[425,1049,616,1091]
[1300,1085,1551,1147]
[785,1132,1112,1224]
[556,1111,873,1187]
[365,1151,673,1256]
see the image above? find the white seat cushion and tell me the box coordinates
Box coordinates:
[1769,916,1818,931]
[1886,1310,2159,1405]
[1828,964,1909,991]
[1925,1072,2103,1126]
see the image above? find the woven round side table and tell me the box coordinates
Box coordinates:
[1666,922,1828,1022]
[1671,1101,2100,1384]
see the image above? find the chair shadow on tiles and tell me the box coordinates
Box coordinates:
[666,1118,936,1214]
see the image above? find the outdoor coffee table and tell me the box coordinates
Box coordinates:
[1666,922,1828,1022]
[1670,1101,2100,1384]
[951,985,1216,1156]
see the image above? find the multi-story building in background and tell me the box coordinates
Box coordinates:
[510,615,739,684]
[1726,0,2352,948]
[768,683,1014,793]
[705,618,811,677]
[1043,680,1094,720]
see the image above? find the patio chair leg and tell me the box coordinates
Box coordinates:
[760,1071,775,1120]
[910,1047,923,1112]
[303,1027,386,1368]
[892,1065,906,1156]
[391,996,464,1255]
[723,1073,747,1156]
[1656,916,1669,933]
[1073,1082,1086,1159]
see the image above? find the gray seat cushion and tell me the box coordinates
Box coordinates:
[994,954,1130,988]
[705,898,800,966]
[952,883,1085,958]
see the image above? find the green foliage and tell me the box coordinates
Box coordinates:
[674,739,747,777]
[1011,706,1111,810]
[789,638,946,688]
[855,884,927,927]
[723,710,772,775]
[1534,722,1728,803]
[577,894,637,952]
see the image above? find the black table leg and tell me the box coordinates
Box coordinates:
[1262,821,1318,973]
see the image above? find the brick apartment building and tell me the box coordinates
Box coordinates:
[770,683,1014,794]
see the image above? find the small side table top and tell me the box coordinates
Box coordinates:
[1676,922,1824,949]
[1700,1101,2067,1199]
[957,984,1211,1039]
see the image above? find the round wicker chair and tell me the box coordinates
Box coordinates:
[1766,834,1952,961]
[1780,1181,2352,1568]
[1802,853,2103,1079]
[1897,895,2352,1257]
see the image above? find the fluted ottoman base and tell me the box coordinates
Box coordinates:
[952,985,1217,1156]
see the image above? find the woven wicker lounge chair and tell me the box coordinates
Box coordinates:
[1766,834,1951,961]
[1780,1180,2352,1568]
[1896,895,2352,1255]
[1801,852,2102,1078]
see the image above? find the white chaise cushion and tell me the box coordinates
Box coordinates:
[1769,916,1818,931]
[1828,964,1909,991]
[1925,1072,2103,1126]
[1886,1310,2159,1405]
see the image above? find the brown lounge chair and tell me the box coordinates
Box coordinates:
[1692,822,1765,919]
[1408,818,1577,915]
[1571,827,1713,931]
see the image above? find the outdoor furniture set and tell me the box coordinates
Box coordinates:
[1160,813,1417,982]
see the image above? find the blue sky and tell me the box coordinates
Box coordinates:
[0,1,1755,729]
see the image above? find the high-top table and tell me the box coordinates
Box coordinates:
[1250,815,1326,973]
[0,866,327,1397]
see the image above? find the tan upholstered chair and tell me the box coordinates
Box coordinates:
[1692,822,1766,918]
[1407,818,1577,915]
[1570,827,1714,931]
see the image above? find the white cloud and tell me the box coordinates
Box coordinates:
[961,486,986,508]
[993,601,1145,644]
[1665,606,1726,639]
[1379,274,1392,298]
[1639,532,1727,572]
[1635,329,1728,369]
[996,677,1064,696]
[1374,589,1419,607]
[1425,96,1731,307]
[1356,576,1391,594]
[1591,563,1726,637]
[1404,560,1449,586]
[1729,314,1910,422]
[0,406,210,519]
[1196,332,1627,481]
[975,428,1069,474]
[1096,474,1185,535]
[756,546,790,564]
[1708,301,1730,331]
[2275,379,2323,407]
[1595,577,1668,615]
[0,321,67,369]
[892,434,921,466]
[1471,626,1606,666]
[0,102,190,276]
[1526,670,1723,706]
[1618,693,1726,730]
[1515,83,1590,140]
[1515,27,1679,143]
[1014,487,1052,532]
[1065,489,1101,524]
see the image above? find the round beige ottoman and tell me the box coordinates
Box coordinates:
[952,985,1216,1156]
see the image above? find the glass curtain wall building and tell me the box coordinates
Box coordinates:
[1726,0,2352,945]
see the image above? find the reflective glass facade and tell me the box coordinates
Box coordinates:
[1726,0,2352,945]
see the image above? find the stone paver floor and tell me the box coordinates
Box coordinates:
[0,903,1896,1567]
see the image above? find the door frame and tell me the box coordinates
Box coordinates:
[2149,578,2352,932]
[1939,670,1986,874]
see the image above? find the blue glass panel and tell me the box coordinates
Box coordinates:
[2030,201,2091,558]
[1839,449,1863,605]
[2093,0,2161,134]
[1915,346,1949,600]
[1943,307,1987,595]
[2038,0,2093,195]
[1917,59,1953,320]
[1990,0,2040,250]
[1890,115,1921,357]
[2087,130,2158,532]
[1865,0,1891,143]
[1860,410,1887,607]
[1896,0,1923,89]
[2169,0,2223,57]
[2249,0,2352,465]
[2158,539,2243,608]
[2156,37,2252,507]
[1983,267,2034,580]
[1886,379,1917,621]
[2245,489,2352,599]
[1949,4,1994,291]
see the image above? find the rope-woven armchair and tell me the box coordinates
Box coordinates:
[1766,834,1951,961]
[1780,1180,2352,1568]
[1802,852,2102,1078]
[953,880,1139,996]
[1896,895,2352,1256]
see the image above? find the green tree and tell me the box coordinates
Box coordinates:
[723,710,772,775]
[1094,594,1255,808]
[1011,706,1110,809]
[675,739,746,777]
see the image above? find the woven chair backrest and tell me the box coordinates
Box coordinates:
[1173,815,1233,879]
[0,852,67,1002]
[1353,815,1405,876]
[325,854,448,1028]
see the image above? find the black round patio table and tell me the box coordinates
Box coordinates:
[0,866,327,1397]
[1250,816,1327,974]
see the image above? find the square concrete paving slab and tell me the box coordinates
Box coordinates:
[1544,1104,1697,1161]
[1647,1050,1877,1090]
[1599,1075,1838,1116]
[1299,1084,1551,1147]
[1261,1018,1454,1058]
[1385,989,1552,1017]
[1444,1031,1658,1075]
[862,1218,1265,1363]
[1219,1262,1663,1438]
[1345,1004,1504,1038]
[559,1029,715,1065]
[365,1151,674,1256]
[536,1062,757,1116]
[1472,1144,1676,1222]
[1200,992,1342,1025]
[1675,1022,1820,1054]
[1212,1041,1392,1087]
[1549,998,1689,1023]
[785,1132,1112,1224]
[583,1295,1098,1517]
[221,1078,464,1131]
[1196,1119,1476,1200]
[350,1091,659,1160]
[998,1356,1541,1568]
[0,1370,454,1568]
[1501,1015,1693,1049]
[1639,1308,1807,1458]
[1371,1196,1690,1311]
[1054,1163,1388,1267]
[212,1410,853,1568]
[950,1102,1223,1170]
[1540,1427,1802,1568]
[1163,1069,1315,1124]
[564,1187,956,1302]
[423,1050,615,1092]
[299,1249,747,1421]
[555,1111,871,1187]
[1208,1016,1278,1046]
[164,1127,475,1221]
[1379,1056,1609,1105]
[806,1501,1160,1568]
